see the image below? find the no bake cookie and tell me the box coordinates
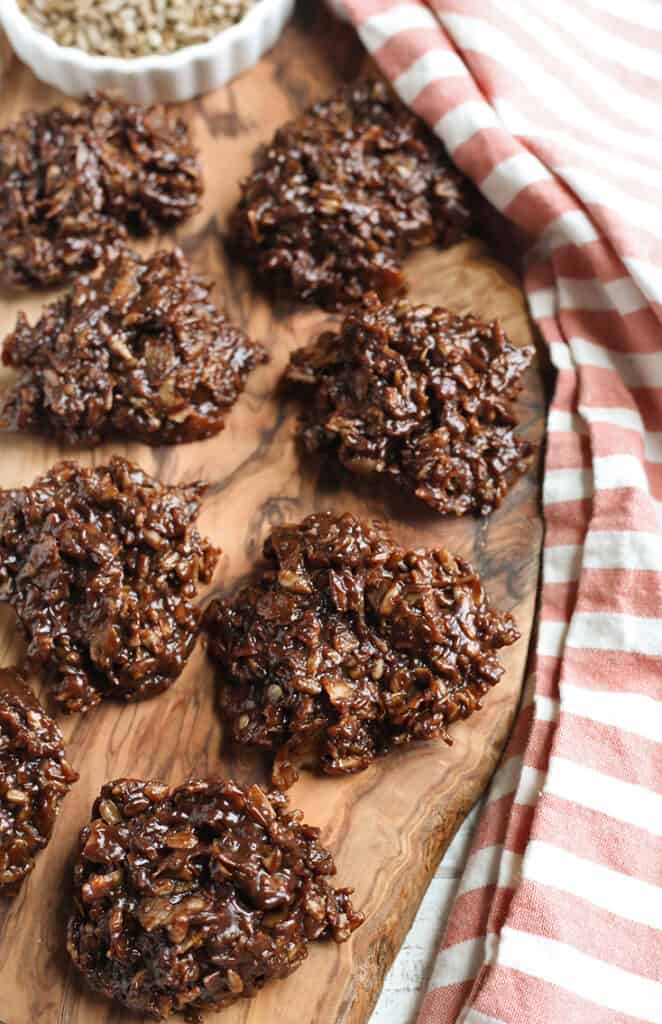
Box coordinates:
[0,247,265,445]
[231,79,473,309]
[67,777,362,1019]
[205,512,519,784]
[0,457,219,713]
[0,92,202,288]
[286,294,534,516]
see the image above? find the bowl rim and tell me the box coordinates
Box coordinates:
[0,0,287,75]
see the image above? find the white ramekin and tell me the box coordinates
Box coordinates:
[0,0,295,104]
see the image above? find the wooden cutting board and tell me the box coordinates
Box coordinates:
[0,6,545,1023]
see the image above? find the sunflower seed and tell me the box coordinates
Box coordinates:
[18,0,256,58]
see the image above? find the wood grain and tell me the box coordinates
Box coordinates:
[0,6,544,1023]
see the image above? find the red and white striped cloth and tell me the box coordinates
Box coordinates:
[329,1,662,1021]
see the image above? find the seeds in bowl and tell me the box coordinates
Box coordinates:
[18,0,258,58]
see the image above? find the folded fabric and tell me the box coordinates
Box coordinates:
[333,2,662,1022]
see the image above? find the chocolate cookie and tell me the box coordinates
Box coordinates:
[0,92,202,288]
[0,667,77,890]
[0,457,219,713]
[1,247,266,445]
[67,777,363,1019]
[286,294,535,516]
[205,512,519,785]
[231,79,473,309]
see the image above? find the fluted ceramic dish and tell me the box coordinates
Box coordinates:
[0,0,295,103]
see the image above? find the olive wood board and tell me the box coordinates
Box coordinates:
[0,6,544,1024]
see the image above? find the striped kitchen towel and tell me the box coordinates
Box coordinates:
[332,1,662,1022]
